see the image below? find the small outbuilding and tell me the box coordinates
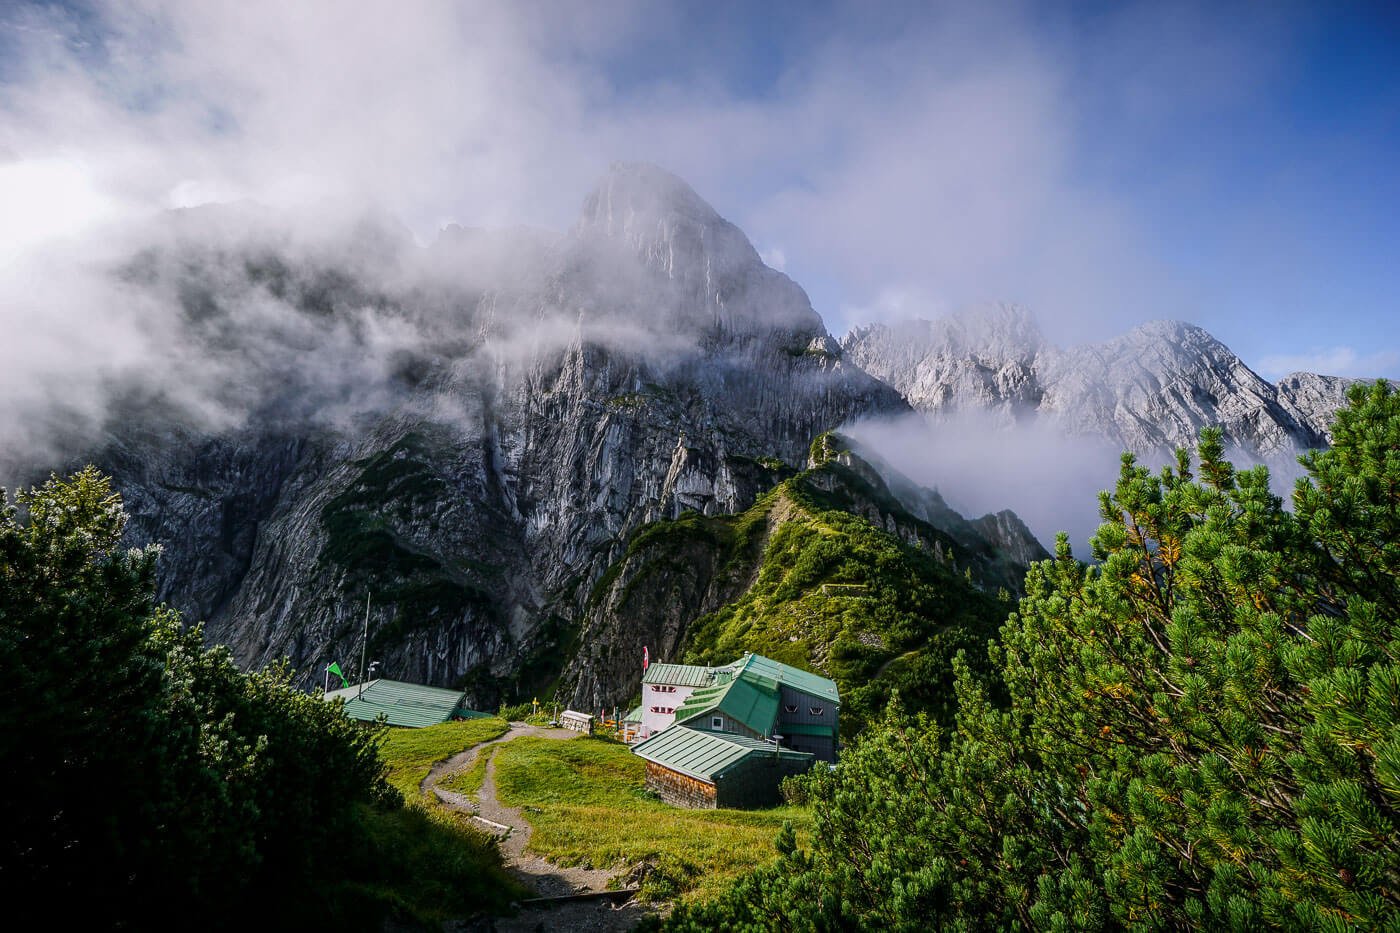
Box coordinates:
[632,725,814,809]
[323,679,487,728]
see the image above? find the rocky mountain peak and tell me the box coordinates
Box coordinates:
[846,306,1363,457]
[577,162,724,234]
[70,165,910,703]
[572,162,822,337]
[841,304,1047,426]
[931,302,1045,359]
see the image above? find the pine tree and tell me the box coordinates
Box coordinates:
[0,468,397,927]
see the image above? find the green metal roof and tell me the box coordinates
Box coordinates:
[323,679,483,728]
[734,653,840,704]
[633,726,811,783]
[673,671,780,736]
[623,705,644,724]
[642,662,716,687]
[641,654,839,711]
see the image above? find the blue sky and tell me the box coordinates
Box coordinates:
[1,0,1397,378]
[589,1,1400,376]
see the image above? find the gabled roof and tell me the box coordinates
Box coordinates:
[673,670,780,736]
[633,725,811,783]
[733,653,840,704]
[640,653,839,711]
[323,679,483,728]
[622,705,644,724]
[642,662,716,688]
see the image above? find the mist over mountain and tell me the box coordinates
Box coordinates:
[841,304,1383,549]
[14,165,920,702]
[3,164,1381,702]
[843,304,1357,454]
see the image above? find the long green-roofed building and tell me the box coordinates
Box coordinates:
[635,651,840,808]
[323,679,487,728]
[640,652,840,760]
[632,725,813,809]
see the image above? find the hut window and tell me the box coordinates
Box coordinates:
[809,706,825,716]
[783,704,798,714]
[712,716,724,729]
[652,685,676,693]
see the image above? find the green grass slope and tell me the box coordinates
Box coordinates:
[362,717,524,922]
[378,716,510,797]
[681,468,1010,732]
[581,448,1017,735]
[492,736,810,903]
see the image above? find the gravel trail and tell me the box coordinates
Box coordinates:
[422,723,650,932]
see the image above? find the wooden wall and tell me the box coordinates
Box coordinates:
[646,762,718,809]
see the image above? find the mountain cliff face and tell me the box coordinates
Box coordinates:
[25,165,1370,709]
[843,305,1371,459]
[65,164,907,703]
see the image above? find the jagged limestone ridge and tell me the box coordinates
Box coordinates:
[843,305,1386,457]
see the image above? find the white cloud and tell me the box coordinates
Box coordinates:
[847,411,1124,554]
[0,0,1334,473]
[0,157,124,260]
[0,0,1195,317]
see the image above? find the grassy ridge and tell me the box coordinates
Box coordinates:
[588,456,1013,735]
[378,717,510,797]
[678,472,1009,732]
[492,736,810,902]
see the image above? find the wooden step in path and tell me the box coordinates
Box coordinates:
[519,888,640,908]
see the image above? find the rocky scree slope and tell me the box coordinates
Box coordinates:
[843,304,1377,459]
[58,164,909,704]
[564,434,1045,731]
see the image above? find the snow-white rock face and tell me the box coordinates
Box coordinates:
[843,305,1379,460]
[41,164,908,703]
[1274,372,1374,445]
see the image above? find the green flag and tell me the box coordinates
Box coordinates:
[327,662,349,689]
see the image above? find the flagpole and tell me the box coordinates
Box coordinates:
[359,592,370,699]
[324,666,329,695]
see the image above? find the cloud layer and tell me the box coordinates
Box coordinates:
[2,1,1295,341]
[1,0,1389,488]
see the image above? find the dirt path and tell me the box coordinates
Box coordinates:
[423,723,650,932]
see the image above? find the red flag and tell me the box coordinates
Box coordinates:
[643,646,649,670]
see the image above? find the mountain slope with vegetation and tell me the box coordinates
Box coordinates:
[567,435,1044,732]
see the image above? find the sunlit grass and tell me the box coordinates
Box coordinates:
[378,717,509,798]
[346,717,524,921]
[492,735,810,902]
[441,744,496,799]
